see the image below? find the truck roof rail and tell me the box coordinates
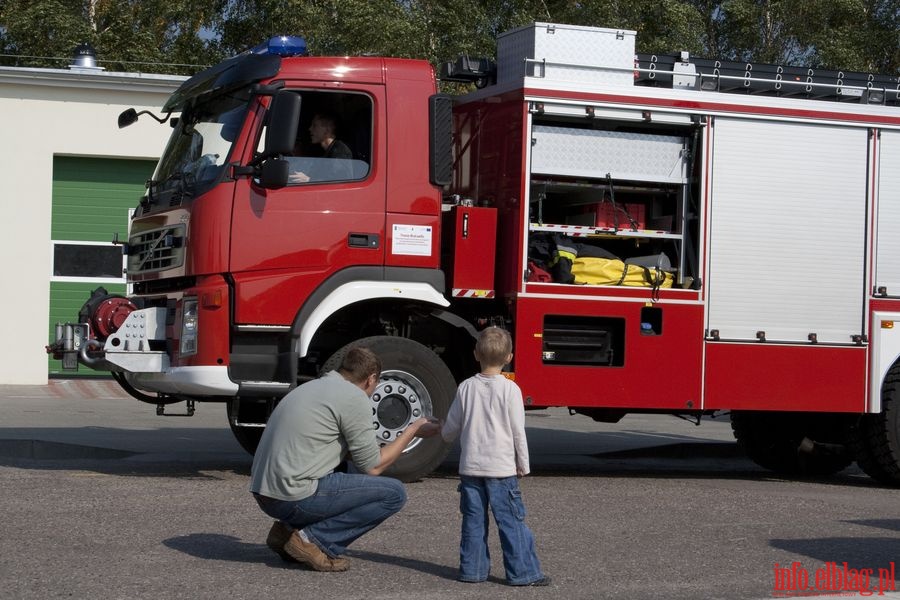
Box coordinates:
[636,52,900,106]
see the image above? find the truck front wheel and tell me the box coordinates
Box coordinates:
[321,335,456,482]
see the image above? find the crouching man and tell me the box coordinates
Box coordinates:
[250,346,441,571]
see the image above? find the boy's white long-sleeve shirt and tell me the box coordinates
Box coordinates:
[441,373,530,477]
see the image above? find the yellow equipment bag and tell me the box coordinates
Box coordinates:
[572,257,674,288]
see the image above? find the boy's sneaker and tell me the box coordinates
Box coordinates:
[283,531,350,572]
[511,576,552,587]
[265,521,295,562]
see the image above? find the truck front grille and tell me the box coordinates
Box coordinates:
[127,225,186,274]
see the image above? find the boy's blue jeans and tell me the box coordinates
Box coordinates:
[457,475,544,584]
[254,471,406,557]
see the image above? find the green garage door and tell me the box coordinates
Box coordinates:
[49,156,155,376]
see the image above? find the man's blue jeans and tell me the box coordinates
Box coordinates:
[458,475,544,585]
[254,472,406,557]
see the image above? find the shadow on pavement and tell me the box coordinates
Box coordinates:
[841,518,900,533]
[162,534,463,580]
[769,537,900,571]
[0,425,250,478]
[347,550,461,581]
[0,425,885,489]
[0,439,137,460]
[163,533,280,565]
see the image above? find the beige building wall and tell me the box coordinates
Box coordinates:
[0,67,185,384]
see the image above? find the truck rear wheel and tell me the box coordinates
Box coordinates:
[731,411,853,477]
[849,366,900,486]
[321,336,455,482]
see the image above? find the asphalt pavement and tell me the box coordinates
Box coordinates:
[1,379,899,599]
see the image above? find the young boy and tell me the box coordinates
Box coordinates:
[441,327,550,587]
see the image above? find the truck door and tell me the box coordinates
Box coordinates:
[229,88,385,325]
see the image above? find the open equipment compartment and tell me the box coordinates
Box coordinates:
[525,106,700,290]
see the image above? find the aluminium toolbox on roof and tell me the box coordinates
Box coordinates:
[497,22,636,86]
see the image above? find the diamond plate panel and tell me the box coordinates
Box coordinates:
[531,126,687,183]
[498,23,635,85]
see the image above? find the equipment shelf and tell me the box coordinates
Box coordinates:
[529,223,681,240]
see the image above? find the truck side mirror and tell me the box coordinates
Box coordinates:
[429,94,453,187]
[265,91,301,156]
[259,158,290,189]
[118,108,139,129]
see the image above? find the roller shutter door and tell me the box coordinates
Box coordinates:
[876,131,900,295]
[48,156,153,375]
[706,118,868,344]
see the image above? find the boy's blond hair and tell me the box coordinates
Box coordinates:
[475,327,513,367]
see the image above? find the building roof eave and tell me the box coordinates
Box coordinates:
[0,65,188,95]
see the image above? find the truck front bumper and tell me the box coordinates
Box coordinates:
[100,307,239,396]
[123,366,239,396]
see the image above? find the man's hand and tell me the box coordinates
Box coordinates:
[368,417,442,476]
[412,416,442,438]
[288,171,310,183]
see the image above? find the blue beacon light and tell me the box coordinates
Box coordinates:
[252,35,308,57]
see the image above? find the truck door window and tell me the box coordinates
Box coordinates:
[260,90,372,185]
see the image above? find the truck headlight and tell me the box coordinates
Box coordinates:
[180,297,199,356]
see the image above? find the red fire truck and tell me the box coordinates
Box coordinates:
[49,23,900,484]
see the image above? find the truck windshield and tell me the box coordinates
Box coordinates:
[144,90,250,208]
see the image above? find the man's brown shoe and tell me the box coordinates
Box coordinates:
[283,531,349,572]
[265,521,295,562]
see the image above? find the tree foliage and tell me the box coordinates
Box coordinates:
[1,0,897,76]
[0,0,224,73]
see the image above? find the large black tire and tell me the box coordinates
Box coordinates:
[226,399,265,455]
[322,336,455,482]
[731,411,854,477]
[849,366,900,486]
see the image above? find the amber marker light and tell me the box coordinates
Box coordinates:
[202,290,223,309]
[881,320,895,329]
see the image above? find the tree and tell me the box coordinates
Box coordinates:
[214,0,418,57]
[2,0,897,75]
[792,0,899,72]
[0,0,222,74]
[0,0,92,68]
[88,0,225,74]
[695,0,898,71]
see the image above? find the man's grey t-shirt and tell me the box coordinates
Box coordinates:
[249,371,381,501]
